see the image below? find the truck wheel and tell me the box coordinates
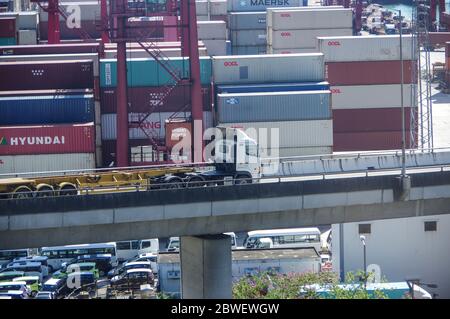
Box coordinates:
[11,186,33,199]
[59,184,78,196]
[234,175,252,185]
[36,184,54,197]
[186,176,205,188]
[164,177,183,189]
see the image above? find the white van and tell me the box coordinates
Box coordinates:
[167,233,238,251]
[115,239,159,262]
[243,227,322,253]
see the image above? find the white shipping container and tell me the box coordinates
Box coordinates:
[227,0,305,12]
[231,29,267,46]
[330,84,417,109]
[317,35,414,62]
[197,21,227,40]
[269,47,319,54]
[101,112,213,140]
[267,8,353,30]
[103,48,208,59]
[0,11,38,30]
[39,1,100,22]
[212,53,325,85]
[0,153,96,176]
[17,29,37,45]
[196,0,227,16]
[218,120,333,148]
[268,28,353,50]
[203,39,227,56]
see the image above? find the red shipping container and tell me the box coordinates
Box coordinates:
[333,107,416,133]
[165,119,192,150]
[0,60,94,91]
[0,43,100,56]
[326,60,416,86]
[100,86,212,113]
[333,130,416,152]
[0,17,16,38]
[0,123,95,155]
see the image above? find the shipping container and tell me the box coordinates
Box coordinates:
[228,11,266,31]
[212,53,324,84]
[231,45,266,55]
[165,119,192,151]
[0,153,95,176]
[101,112,213,140]
[333,130,414,152]
[333,108,415,133]
[101,138,164,167]
[0,12,38,30]
[317,35,414,62]
[267,8,352,30]
[230,29,267,46]
[326,60,416,85]
[330,84,416,109]
[217,90,331,123]
[260,146,332,158]
[202,39,227,56]
[17,29,37,45]
[0,53,99,76]
[0,43,100,56]
[104,41,205,50]
[219,120,333,148]
[227,0,304,12]
[104,47,208,59]
[216,81,330,94]
[197,21,227,40]
[0,88,92,97]
[196,0,227,16]
[39,20,101,41]
[269,47,319,54]
[268,28,353,50]
[100,86,212,113]
[39,1,100,22]
[0,37,16,45]
[0,122,95,155]
[0,17,16,37]
[100,57,212,87]
[0,94,94,125]
[0,60,94,91]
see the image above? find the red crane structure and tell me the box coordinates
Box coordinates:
[105,0,204,167]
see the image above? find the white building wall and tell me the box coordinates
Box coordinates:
[332,214,450,298]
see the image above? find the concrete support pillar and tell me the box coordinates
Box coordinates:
[180,234,232,299]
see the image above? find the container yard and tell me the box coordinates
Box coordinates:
[0,0,450,303]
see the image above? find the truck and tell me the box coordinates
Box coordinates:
[0,127,260,199]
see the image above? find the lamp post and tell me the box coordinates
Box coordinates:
[360,235,367,289]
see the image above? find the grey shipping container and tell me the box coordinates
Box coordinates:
[228,11,266,30]
[231,29,267,46]
[231,45,267,55]
[197,21,227,40]
[227,0,305,12]
[0,12,38,30]
[217,90,331,123]
[212,53,325,84]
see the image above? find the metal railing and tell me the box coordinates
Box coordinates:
[1,163,449,201]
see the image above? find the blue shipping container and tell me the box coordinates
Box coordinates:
[100,56,212,87]
[0,94,94,125]
[217,90,331,123]
[216,82,330,94]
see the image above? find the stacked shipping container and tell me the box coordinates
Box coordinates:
[0,11,38,45]
[228,12,267,55]
[0,17,16,45]
[318,35,418,151]
[198,21,228,56]
[212,53,333,157]
[0,53,98,174]
[99,56,214,166]
[266,7,353,54]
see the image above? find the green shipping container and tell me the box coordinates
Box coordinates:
[0,37,16,45]
[100,57,212,87]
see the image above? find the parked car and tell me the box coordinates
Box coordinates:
[75,254,113,275]
[41,278,68,299]
[0,281,30,298]
[0,271,25,282]
[107,261,152,279]
[54,262,100,280]
[66,272,96,290]
[34,291,55,299]
[11,256,49,277]
[13,276,41,296]
[0,291,28,299]
[134,253,158,274]
[111,269,154,291]
[3,262,44,282]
